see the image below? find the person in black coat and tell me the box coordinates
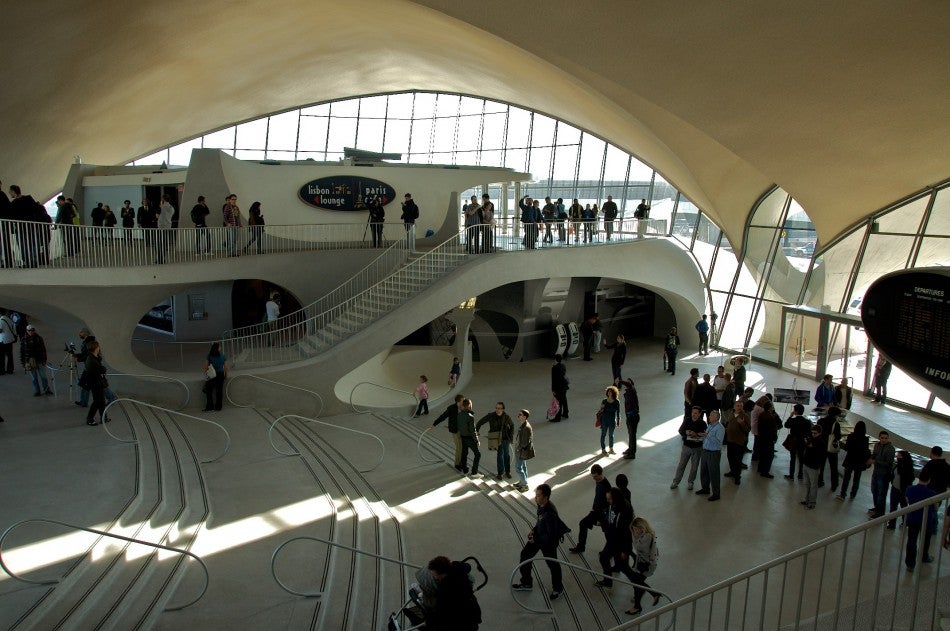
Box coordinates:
[550,354,569,421]
[783,403,812,480]
[605,334,627,383]
[838,420,870,501]
[426,556,481,631]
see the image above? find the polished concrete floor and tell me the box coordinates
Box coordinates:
[0,340,947,629]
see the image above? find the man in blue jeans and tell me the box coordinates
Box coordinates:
[695,314,709,355]
[869,431,895,519]
[904,474,938,570]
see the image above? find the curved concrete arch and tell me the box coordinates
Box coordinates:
[0,239,703,414]
[4,3,948,252]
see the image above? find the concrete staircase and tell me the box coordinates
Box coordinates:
[231,245,469,367]
[6,402,209,630]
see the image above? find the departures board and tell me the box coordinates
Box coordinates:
[862,269,950,392]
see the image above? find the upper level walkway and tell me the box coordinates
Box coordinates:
[0,216,668,272]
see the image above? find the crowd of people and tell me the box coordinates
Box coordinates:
[461,194,653,252]
[420,321,948,619]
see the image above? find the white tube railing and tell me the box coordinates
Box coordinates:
[224,374,324,417]
[101,398,231,463]
[223,237,409,339]
[348,381,418,416]
[267,414,385,472]
[0,518,209,611]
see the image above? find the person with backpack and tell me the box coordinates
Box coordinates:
[190,195,211,254]
[426,555,482,631]
[20,324,52,396]
[512,483,567,600]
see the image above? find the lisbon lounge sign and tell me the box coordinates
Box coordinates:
[298,176,396,211]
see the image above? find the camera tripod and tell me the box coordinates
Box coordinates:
[57,344,78,402]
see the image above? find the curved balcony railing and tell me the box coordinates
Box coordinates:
[0,219,403,270]
[348,381,418,415]
[267,414,385,472]
[101,398,231,463]
[0,518,209,611]
[225,374,324,417]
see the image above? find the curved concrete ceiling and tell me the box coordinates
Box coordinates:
[1,1,947,249]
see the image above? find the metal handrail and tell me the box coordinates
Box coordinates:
[617,489,950,631]
[0,518,209,611]
[222,238,409,339]
[271,535,422,598]
[43,365,189,409]
[104,372,191,410]
[348,381,418,414]
[224,374,324,416]
[416,426,444,464]
[101,398,231,463]
[268,414,385,472]
[0,219,390,270]
[510,557,671,618]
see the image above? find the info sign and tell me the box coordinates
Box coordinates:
[862,270,950,390]
[298,176,395,211]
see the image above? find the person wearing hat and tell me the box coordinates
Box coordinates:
[20,324,52,396]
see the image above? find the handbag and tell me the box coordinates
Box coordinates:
[595,406,604,428]
[25,357,37,371]
[205,364,217,380]
[782,433,797,452]
[487,431,501,450]
[827,427,840,454]
[99,374,109,389]
[522,443,536,460]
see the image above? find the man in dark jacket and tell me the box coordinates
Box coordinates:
[0,180,11,268]
[512,483,566,599]
[550,354,569,422]
[20,324,52,396]
[784,403,812,480]
[457,398,481,476]
[9,185,46,267]
[920,446,949,497]
[400,192,419,234]
[569,464,611,553]
[693,373,718,413]
[432,394,464,471]
[190,195,211,254]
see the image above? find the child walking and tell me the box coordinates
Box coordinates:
[448,357,461,387]
[414,375,429,417]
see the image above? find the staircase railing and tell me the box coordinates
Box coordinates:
[225,374,324,417]
[223,237,410,340]
[271,536,421,598]
[267,414,385,472]
[101,398,231,463]
[615,490,950,631]
[222,229,470,366]
[0,518,209,611]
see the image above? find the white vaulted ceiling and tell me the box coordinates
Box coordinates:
[1,1,948,248]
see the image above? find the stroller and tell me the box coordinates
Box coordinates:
[387,556,487,630]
